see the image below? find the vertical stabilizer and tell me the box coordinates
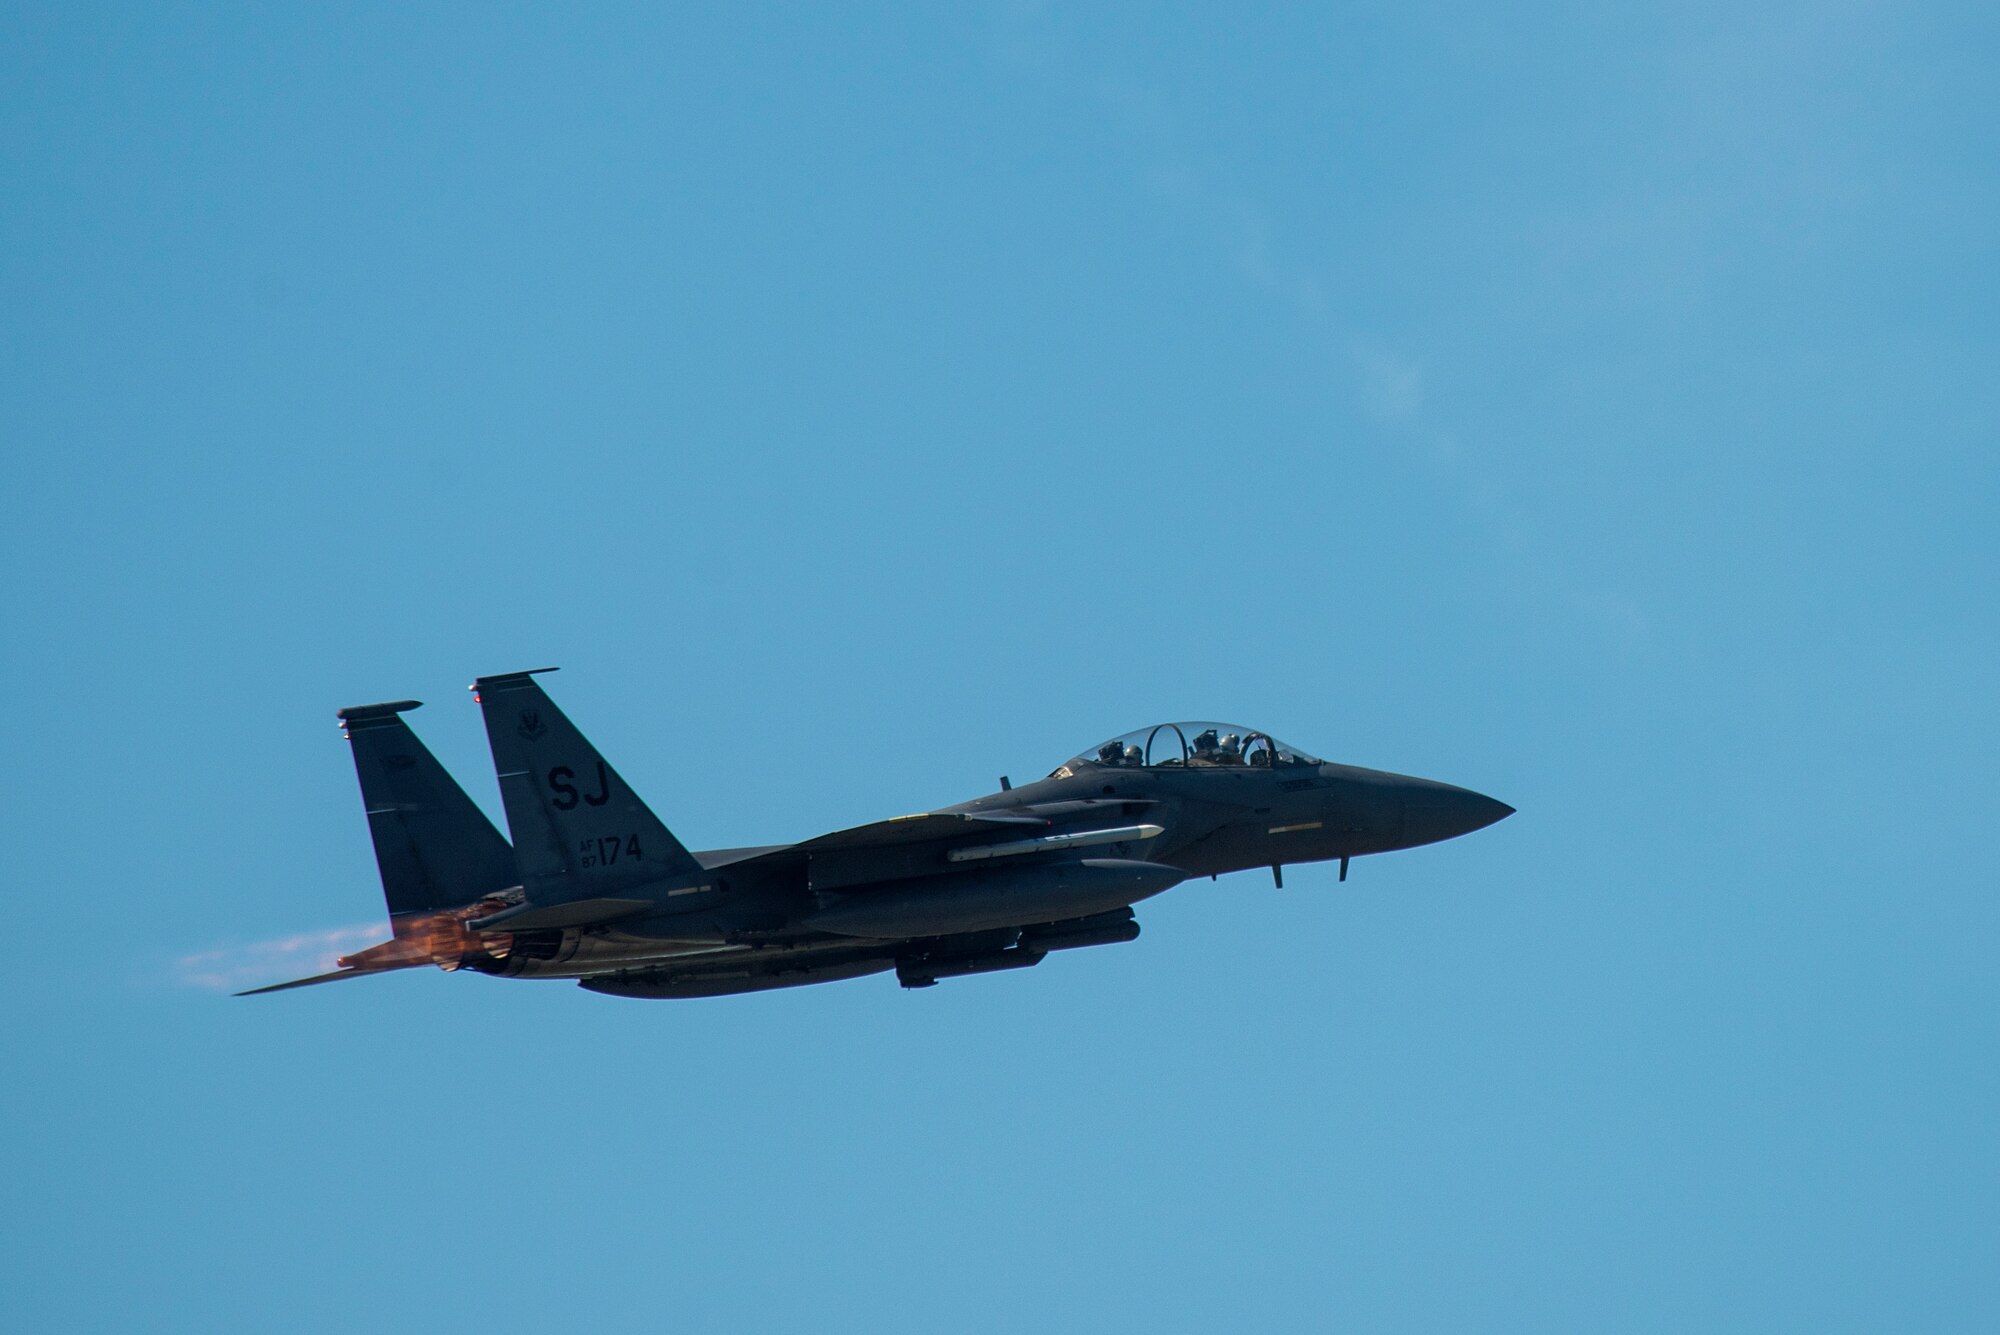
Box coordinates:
[337,701,519,919]
[471,670,703,904]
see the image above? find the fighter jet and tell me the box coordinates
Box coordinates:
[241,669,1511,998]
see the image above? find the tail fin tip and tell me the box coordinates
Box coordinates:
[337,699,423,725]
[471,668,559,701]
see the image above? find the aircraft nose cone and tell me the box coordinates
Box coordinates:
[1398,778,1514,848]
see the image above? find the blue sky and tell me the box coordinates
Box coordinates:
[2,4,1994,1330]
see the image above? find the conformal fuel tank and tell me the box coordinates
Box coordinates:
[801,858,1186,938]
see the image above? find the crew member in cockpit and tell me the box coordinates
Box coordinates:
[1190,729,1245,766]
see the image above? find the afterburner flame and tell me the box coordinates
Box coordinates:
[358,896,520,972]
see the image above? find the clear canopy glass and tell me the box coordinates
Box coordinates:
[1054,722,1322,775]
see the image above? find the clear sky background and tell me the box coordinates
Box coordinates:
[3,4,1994,1331]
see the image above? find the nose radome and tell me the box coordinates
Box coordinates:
[1399,777,1514,848]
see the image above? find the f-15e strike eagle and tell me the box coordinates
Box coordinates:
[242,670,1511,999]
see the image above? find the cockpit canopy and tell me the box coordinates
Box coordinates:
[1054,722,1322,776]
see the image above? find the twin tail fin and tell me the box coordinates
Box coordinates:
[337,699,519,919]
[471,669,703,904]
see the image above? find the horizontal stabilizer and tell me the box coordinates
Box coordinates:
[234,962,419,996]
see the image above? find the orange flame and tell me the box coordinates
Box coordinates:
[349,896,519,972]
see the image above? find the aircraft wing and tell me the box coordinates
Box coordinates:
[728,800,1157,868]
[791,811,1045,852]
